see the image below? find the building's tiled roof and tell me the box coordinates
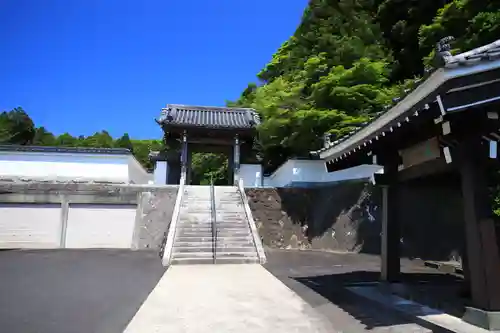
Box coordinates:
[157,104,260,129]
[0,145,132,155]
[313,38,500,161]
[445,39,500,67]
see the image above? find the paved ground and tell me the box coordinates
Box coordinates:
[264,249,456,332]
[124,264,336,333]
[0,248,462,333]
[0,250,165,333]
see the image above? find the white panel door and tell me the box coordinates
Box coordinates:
[0,204,61,249]
[65,204,136,248]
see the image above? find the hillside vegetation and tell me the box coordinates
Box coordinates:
[1,0,499,182]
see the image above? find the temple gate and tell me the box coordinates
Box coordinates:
[150,104,260,186]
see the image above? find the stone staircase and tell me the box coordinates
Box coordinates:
[170,185,260,265]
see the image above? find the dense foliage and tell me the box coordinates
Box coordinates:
[228,0,500,174]
[1,0,499,184]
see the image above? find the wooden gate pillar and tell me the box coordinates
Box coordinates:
[180,131,188,185]
[377,152,401,282]
[457,136,500,330]
[233,134,240,185]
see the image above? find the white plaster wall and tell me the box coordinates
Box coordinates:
[0,151,130,183]
[65,204,136,248]
[128,156,153,184]
[240,164,262,188]
[263,176,273,187]
[0,204,62,248]
[266,159,383,187]
[153,161,168,185]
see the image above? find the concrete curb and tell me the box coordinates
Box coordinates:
[161,180,185,266]
[423,260,463,275]
[239,179,267,264]
[347,285,486,333]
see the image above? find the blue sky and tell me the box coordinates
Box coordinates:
[0,0,308,139]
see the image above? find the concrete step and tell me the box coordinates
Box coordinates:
[216,217,247,222]
[212,257,260,264]
[170,256,260,265]
[177,228,251,235]
[178,221,213,226]
[172,252,214,258]
[177,226,213,232]
[180,222,245,228]
[180,208,212,212]
[170,258,215,265]
[177,232,213,237]
[216,220,247,224]
[174,241,255,248]
[180,203,211,206]
[178,215,212,220]
[172,251,257,259]
[217,231,252,237]
[175,236,253,243]
[173,247,257,253]
[215,227,250,231]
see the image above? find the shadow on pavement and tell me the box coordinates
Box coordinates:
[294,271,464,330]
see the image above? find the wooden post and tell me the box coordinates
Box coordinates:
[227,147,234,186]
[380,153,401,282]
[180,131,188,185]
[186,146,192,185]
[234,134,240,185]
[458,137,500,313]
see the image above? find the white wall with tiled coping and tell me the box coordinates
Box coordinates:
[0,151,152,184]
[261,159,383,188]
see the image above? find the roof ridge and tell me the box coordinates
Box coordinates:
[448,39,500,64]
[167,104,255,112]
[0,145,132,155]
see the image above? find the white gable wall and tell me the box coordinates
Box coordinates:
[264,159,383,188]
[240,164,263,187]
[0,151,148,183]
[127,155,153,184]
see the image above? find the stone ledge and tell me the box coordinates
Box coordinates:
[0,180,179,195]
[463,307,500,331]
[348,285,490,333]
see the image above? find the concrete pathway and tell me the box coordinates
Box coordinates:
[123,264,336,333]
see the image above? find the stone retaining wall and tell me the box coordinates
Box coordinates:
[246,172,464,262]
[0,181,178,250]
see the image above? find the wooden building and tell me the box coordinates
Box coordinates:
[312,38,500,330]
[152,104,260,185]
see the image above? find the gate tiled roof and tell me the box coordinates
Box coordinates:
[157,104,260,130]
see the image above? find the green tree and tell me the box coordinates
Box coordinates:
[54,133,78,147]
[191,153,229,185]
[419,0,500,65]
[32,127,56,146]
[81,131,114,148]
[0,107,36,145]
[114,133,134,152]
[375,0,451,82]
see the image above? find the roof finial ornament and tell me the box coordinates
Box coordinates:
[323,133,332,148]
[435,36,455,66]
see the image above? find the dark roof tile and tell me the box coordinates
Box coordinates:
[446,39,500,67]
[158,104,260,130]
[0,145,132,155]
